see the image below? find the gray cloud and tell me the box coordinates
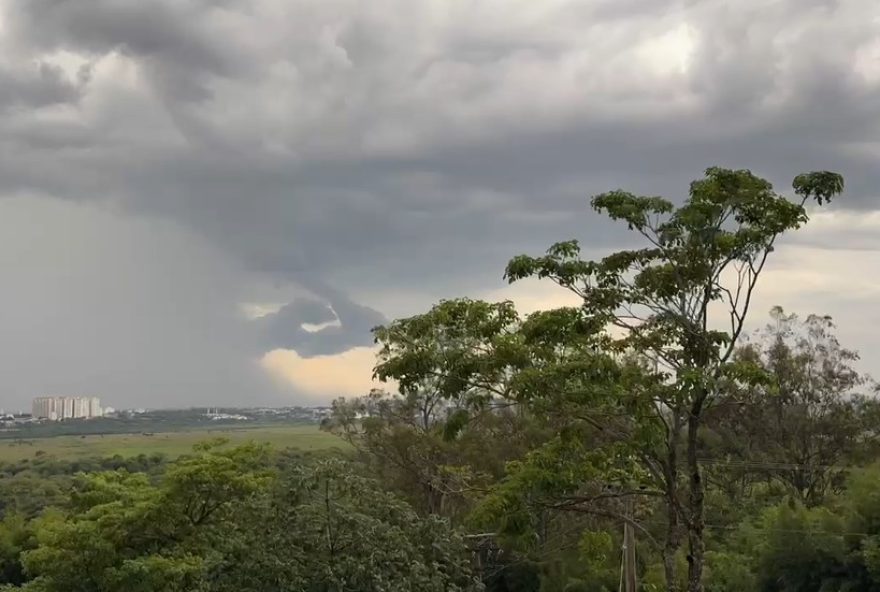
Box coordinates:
[0,61,85,109]
[0,196,284,410]
[0,0,878,407]
[258,292,386,356]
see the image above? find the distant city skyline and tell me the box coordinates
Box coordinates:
[32,396,103,421]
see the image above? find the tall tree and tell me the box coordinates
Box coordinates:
[374,167,844,592]
[503,167,844,591]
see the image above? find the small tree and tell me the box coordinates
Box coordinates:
[355,300,537,517]
[324,386,547,520]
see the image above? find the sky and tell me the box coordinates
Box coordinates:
[0,0,879,410]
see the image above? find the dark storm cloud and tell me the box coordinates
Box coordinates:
[8,0,236,76]
[0,196,285,409]
[0,0,878,406]
[258,293,386,356]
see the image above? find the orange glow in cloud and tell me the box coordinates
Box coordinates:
[260,346,387,403]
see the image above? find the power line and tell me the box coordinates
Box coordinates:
[698,457,875,472]
[634,519,877,539]
[703,523,874,538]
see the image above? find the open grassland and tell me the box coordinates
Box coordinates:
[0,425,346,462]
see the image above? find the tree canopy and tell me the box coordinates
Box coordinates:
[369,167,846,592]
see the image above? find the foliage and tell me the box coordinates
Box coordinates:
[15,441,270,592]
[324,386,551,520]
[0,514,33,587]
[706,307,878,506]
[371,167,845,592]
[211,458,482,592]
[373,299,527,405]
[0,441,481,592]
[504,167,844,592]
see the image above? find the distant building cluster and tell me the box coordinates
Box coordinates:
[32,396,103,421]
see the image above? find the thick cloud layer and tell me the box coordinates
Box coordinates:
[0,0,877,408]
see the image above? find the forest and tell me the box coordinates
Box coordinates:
[3,167,878,592]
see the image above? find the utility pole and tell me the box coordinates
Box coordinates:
[619,497,637,592]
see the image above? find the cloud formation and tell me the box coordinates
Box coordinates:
[257,291,386,356]
[0,0,877,408]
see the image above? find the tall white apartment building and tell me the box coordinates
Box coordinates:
[32,396,103,420]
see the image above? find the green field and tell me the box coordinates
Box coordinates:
[0,425,346,462]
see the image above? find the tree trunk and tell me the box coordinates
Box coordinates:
[623,498,638,592]
[686,411,705,592]
[663,414,682,592]
[663,535,679,592]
